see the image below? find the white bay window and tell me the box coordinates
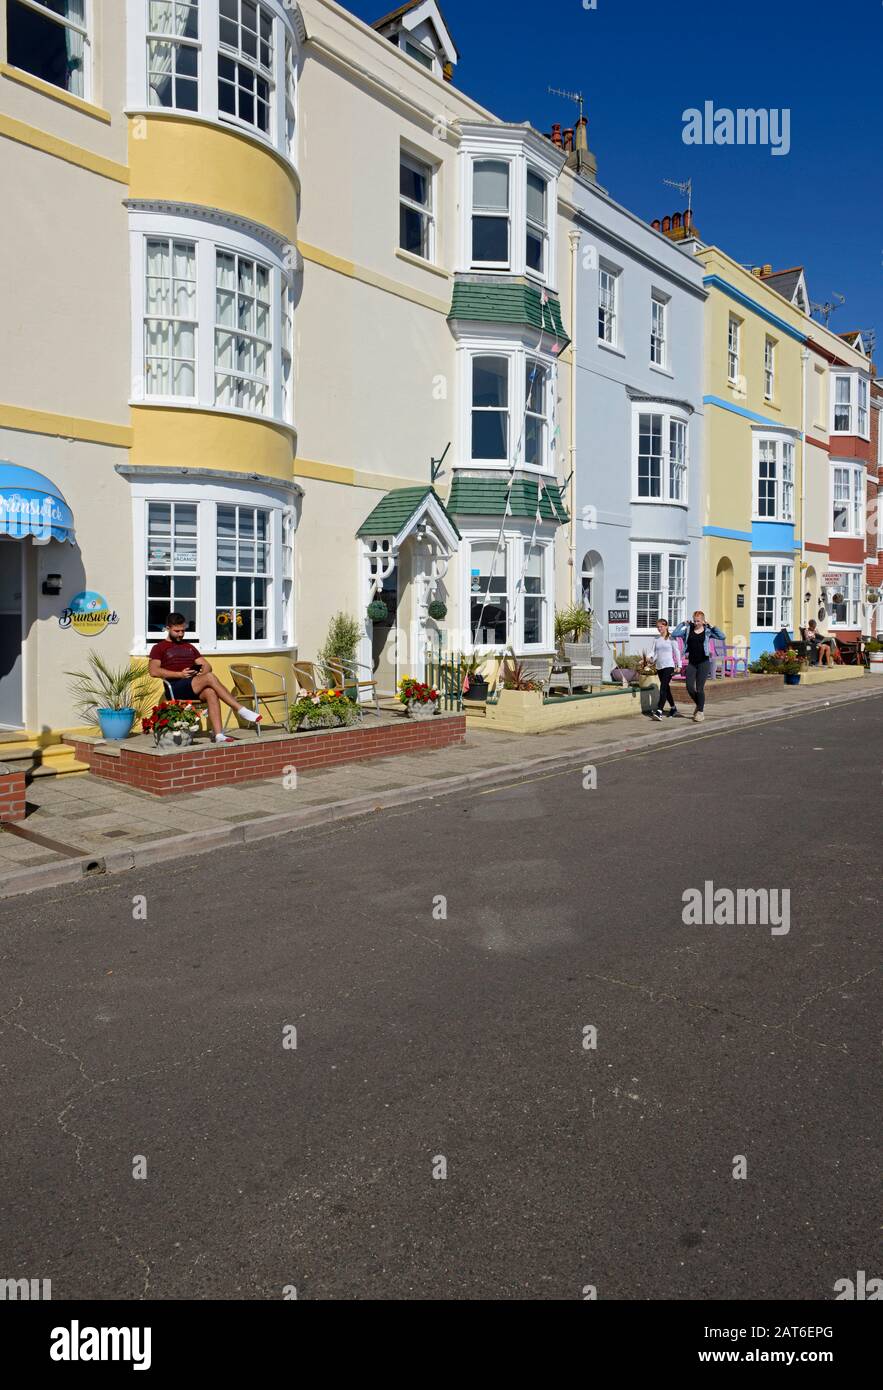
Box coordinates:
[461,128,561,283]
[832,372,871,439]
[466,346,556,472]
[130,212,294,426]
[130,0,301,164]
[134,481,296,650]
[467,533,553,651]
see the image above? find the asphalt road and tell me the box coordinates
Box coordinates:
[0,696,879,1301]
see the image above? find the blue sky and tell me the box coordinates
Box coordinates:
[348,0,883,354]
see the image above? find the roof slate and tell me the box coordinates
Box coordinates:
[447,475,569,524]
[448,282,570,348]
[356,485,460,539]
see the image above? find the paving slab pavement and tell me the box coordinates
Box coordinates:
[1,677,880,896]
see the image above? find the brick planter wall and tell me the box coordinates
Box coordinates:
[0,765,27,822]
[67,714,466,797]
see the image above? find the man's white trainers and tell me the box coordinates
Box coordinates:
[214,733,235,744]
[693,711,705,723]
[238,708,261,724]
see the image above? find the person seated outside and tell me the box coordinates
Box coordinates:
[148,612,261,744]
[805,619,834,667]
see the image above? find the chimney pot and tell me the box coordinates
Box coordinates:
[662,215,671,233]
[551,123,562,147]
[672,212,682,228]
[563,128,574,151]
[684,208,692,228]
[651,219,661,231]
[763,263,772,274]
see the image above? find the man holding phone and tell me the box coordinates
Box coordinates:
[148,612,261,744]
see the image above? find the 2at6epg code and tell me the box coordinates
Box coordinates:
[705,1327,833,1340]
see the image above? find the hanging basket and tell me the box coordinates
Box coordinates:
[831,593,845,606]
[367,599,389,623]
[427,600,448,621]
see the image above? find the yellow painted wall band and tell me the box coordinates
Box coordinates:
[0,113,129,183]
[0,63,113,123]
[294,457,428,492]
[0,403,133,448]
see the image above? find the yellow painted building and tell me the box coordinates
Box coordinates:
[694,246,806,657]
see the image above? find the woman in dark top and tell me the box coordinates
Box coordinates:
[671,611,726,724]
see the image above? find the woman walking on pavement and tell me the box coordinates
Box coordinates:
[650,618,682,721]
[671,611,726,724]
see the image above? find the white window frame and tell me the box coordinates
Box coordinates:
[146,0,200,112]
[399,147,436,263]
[858,377,869,437]
[459,129,560,285]
[214,247,272,415]
[827,566,862,630]
[631,546,688,634]
[831,372,870,439]
[764,336,776,400]
[7,0,92,99]
[463,529,554,654]
[460,339,558,474]
[470,158,511,271]
[752,433,795,522]
[131,478,296,653]
[143,235,198,401]
[650,292,668,369]
[525,166,549,282]
[217,0,275,138]
[631,403,690,505]
[831,462,865,538]
[127,0,300,167]
[598,262,620,348]
[727,314,741,384]
[129,210,295,429]
[751,558,794,631]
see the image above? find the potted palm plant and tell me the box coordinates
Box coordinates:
[66,653,155,740]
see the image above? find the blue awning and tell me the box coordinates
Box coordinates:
[0,464,76,544]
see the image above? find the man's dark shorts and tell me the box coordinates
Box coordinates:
[168,677,199,701]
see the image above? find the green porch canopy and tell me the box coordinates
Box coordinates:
[356,485,461,542]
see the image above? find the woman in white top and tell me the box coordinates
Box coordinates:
[650,618,682,720]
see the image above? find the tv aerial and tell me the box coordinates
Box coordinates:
[662,176,693,220]
[547,85,585,126]
[810,293,845,326]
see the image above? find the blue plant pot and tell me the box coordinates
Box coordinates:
[97,708,136,740]
[783,674,801,686]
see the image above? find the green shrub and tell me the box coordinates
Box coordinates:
[318,612,361,668]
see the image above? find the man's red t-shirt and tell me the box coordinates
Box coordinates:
[149,640,202,674]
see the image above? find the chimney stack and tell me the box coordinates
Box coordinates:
[653,208,700,242]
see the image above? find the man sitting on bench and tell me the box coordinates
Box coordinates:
[148,612,261,744]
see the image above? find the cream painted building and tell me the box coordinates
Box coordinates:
[0,0,580,753]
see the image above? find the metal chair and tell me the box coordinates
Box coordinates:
[323,657,381,715]
[229,663,291,731]
[563,642,603,691]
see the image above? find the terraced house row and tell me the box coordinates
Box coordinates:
[1,0,880,751]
